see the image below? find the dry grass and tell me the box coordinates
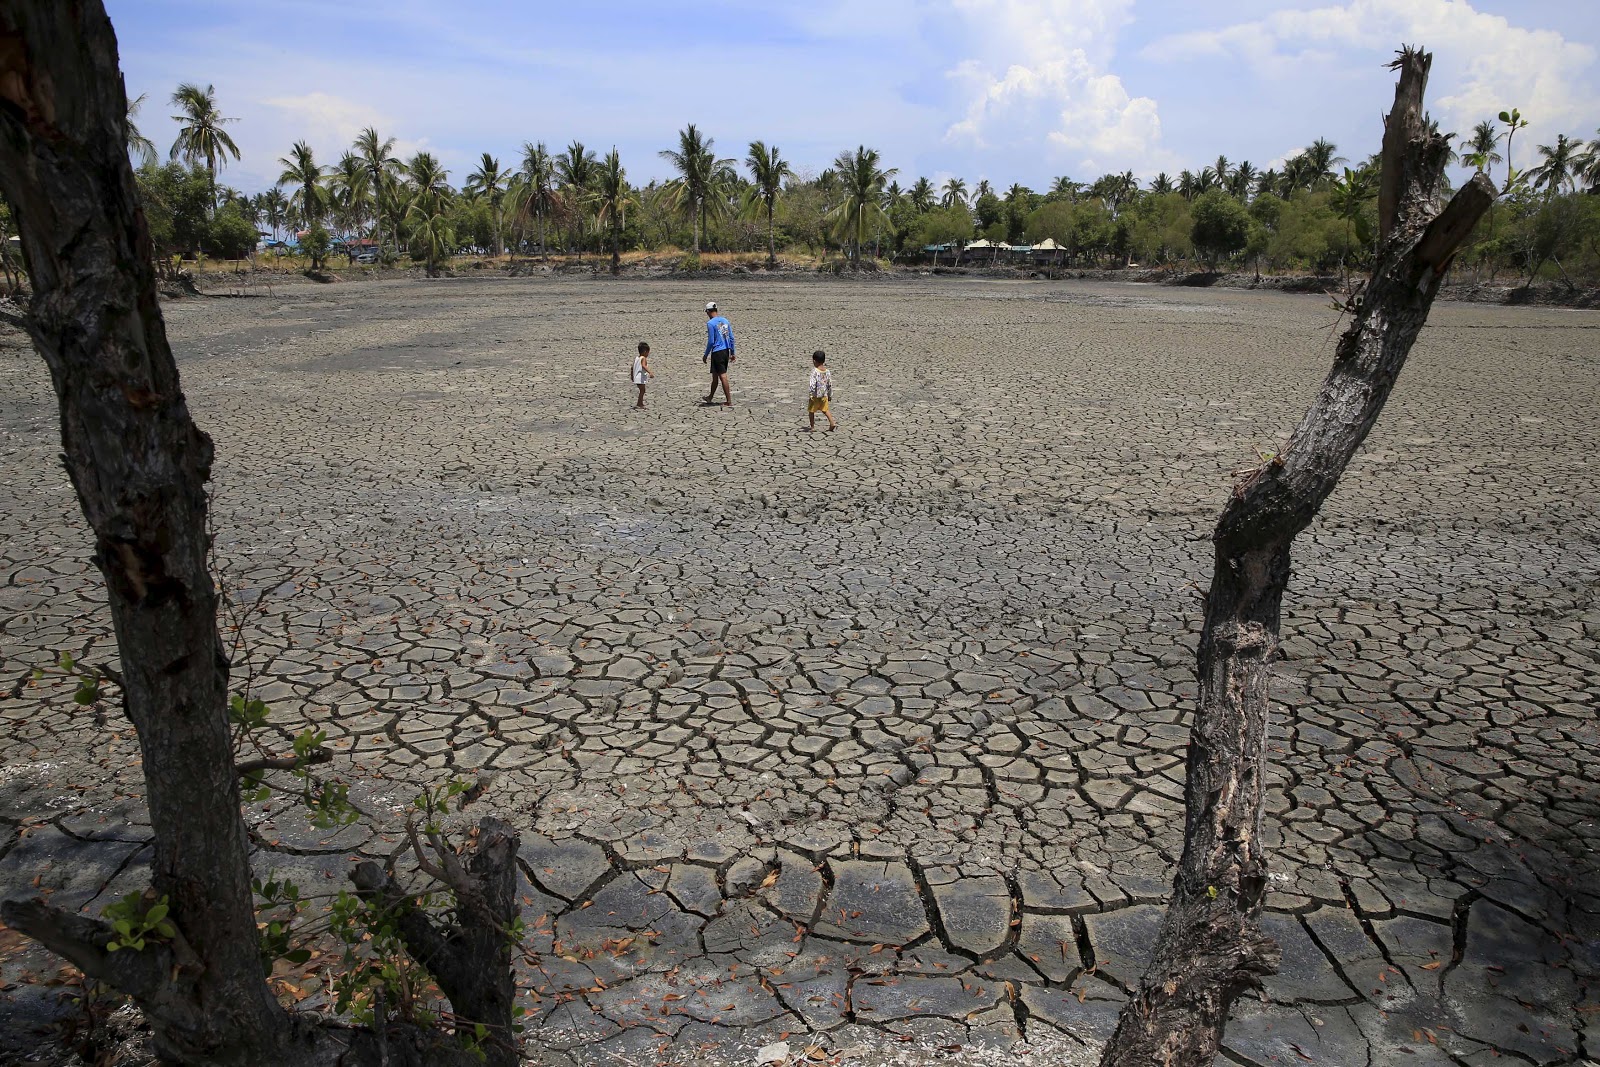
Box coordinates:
[619,249,824,270]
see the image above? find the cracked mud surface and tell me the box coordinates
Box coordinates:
[1,275,1596,1066]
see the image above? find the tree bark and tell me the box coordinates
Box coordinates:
[0,6,294,1061]
[0,5,522,1065]
[1098,48,1494,1067]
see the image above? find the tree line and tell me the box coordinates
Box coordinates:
[3,82,1596,292]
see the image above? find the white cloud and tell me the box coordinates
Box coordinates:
[261,92,391,154]
[942,0,1170,174]
[1144,0,1598,166]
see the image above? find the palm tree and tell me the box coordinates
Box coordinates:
[409,206,454,278]
[556,140,599,258]
[1432,122,1460,173]
[1177,170,1197,200]
[826,145,897,267]
[327,152,371,243]
[1329,166,1377,281]
[940,177,968,207]
[256,188,288,241]
[1528,134,1582,199]
[744,140,792,267]
[465,153,511,256]
[588,148,638,275]
[168,82,240,211]
[1229,161,1257,201]
[277,141,326,232]
[908,177,935,212]
[1459,120,1502,181]
[1213,155,1231,185]
[1581,128,1600,192]
[354,127,401,256]
[1149,172,1174,195]
[1280,154,1315,194]
[508,141,556,259]
[1110,170,1137,215]
[245,192,265,233]
[658,124,732,255]
[404,152,452,275]
[1303,138,1345,185]
[126,93,157,169]
[1046,175,1077,201]
[407,151,451,202]
[215,185,247,213]
[1254,169,1279,199]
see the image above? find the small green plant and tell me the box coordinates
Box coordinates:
[102,892,176,953]
[229,690,357,824]
[229,691,270,730]
[33,650,113,706]
[414,779,474,832]
[253,875,310,974]
[462,1020,492,1061]
[328,889,437,1027]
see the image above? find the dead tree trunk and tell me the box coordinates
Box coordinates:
[352,817,523,1067]
[0,5,519,1065]
[1098,49,1493,1067]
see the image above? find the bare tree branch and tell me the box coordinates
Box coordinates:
[233,748,333,776]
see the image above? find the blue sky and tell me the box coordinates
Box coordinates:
[108,0,1599,195]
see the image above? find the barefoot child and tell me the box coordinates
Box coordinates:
[632,341,652,408]
[807,350,836,431]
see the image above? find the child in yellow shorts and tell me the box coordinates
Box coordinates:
[807,350,837,432]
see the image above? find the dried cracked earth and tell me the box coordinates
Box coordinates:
[0,274,1597,1067]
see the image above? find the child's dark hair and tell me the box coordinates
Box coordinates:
[812,350,826,364]
[637,341,650,353]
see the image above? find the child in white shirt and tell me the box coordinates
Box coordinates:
[632,341,652,409]
[807,350,836,432]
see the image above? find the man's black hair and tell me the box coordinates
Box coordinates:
[638,341,650,352]
[812,350,826,363]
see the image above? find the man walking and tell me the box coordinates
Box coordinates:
[702,300,736,406]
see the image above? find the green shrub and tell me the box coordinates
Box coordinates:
[207,203,259,259]
[1190,190,1251,267]
[300,226,333,272]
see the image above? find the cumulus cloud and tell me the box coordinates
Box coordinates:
[942,0,1168,173]
[1145,0,1598,152]
[261,92,392,152]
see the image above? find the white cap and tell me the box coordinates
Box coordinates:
[705,301,717,311]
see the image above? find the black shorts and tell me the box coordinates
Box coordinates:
[709,350,731,375]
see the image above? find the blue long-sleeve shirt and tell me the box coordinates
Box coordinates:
[705,315,735,357]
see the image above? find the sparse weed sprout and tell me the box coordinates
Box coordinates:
[102,893,177,953]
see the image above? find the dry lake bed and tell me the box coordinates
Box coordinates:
[1,274,1597,1066]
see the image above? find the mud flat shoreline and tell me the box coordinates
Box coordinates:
[2,276,1595,1065]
